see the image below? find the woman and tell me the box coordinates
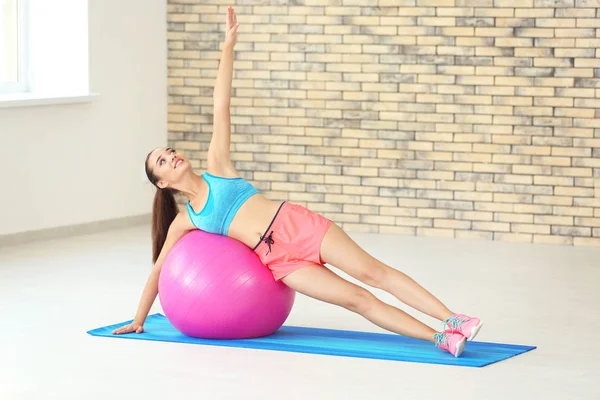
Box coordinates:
[113,7,482,358]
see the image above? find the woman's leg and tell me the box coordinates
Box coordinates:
[319,223,454,322]
[282,264,437,342]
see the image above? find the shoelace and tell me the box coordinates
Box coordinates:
[260,231,275,255]
[433,332,448,347]
[442,315,469,333]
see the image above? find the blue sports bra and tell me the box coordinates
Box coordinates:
[186,172,259,236]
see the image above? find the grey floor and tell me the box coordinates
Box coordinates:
[1,224,598,400]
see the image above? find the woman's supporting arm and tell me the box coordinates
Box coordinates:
[112,214,192,335]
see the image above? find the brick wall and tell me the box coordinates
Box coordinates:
[167,0,600,246]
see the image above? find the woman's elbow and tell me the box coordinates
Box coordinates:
[213,100,230,111]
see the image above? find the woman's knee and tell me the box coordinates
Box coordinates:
[341,287,378,314]
[356,263,388,288]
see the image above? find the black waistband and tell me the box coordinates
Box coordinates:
[252,201,286,251]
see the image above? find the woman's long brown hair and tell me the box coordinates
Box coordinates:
[145,151,179,263]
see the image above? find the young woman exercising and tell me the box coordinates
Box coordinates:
[113,7,482,357]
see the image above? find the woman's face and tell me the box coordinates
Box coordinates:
[147,147,190,189]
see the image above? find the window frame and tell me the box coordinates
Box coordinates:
[0,0,29,94]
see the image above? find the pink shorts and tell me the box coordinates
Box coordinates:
[253,202,332,281]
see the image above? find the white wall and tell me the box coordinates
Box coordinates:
[0,0,167,236]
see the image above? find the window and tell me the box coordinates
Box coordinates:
[0,0,28,94]
[0,0,95,108]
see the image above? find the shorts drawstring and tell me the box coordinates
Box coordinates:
[253,201,285,252]
[260,231,275,255]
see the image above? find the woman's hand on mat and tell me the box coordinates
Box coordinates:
[112,321,144,335]
[224,6,238,48]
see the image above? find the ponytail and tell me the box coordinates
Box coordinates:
[145,149,179,264]
[151,187,179,264]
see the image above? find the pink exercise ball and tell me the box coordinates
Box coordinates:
[158,230,295,339]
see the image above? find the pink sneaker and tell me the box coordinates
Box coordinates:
[433,332,466,358]
[443,314,483,341]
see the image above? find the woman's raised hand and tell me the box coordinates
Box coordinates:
[224,6,239,48]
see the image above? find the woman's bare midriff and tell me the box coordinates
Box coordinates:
[227,194,284,249]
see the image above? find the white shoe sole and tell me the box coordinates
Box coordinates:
[467,321,483,341]
[454,336,467,358]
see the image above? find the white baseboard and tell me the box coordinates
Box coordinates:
[0,214,151,247]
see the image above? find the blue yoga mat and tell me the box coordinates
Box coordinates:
[88,314,535,368]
